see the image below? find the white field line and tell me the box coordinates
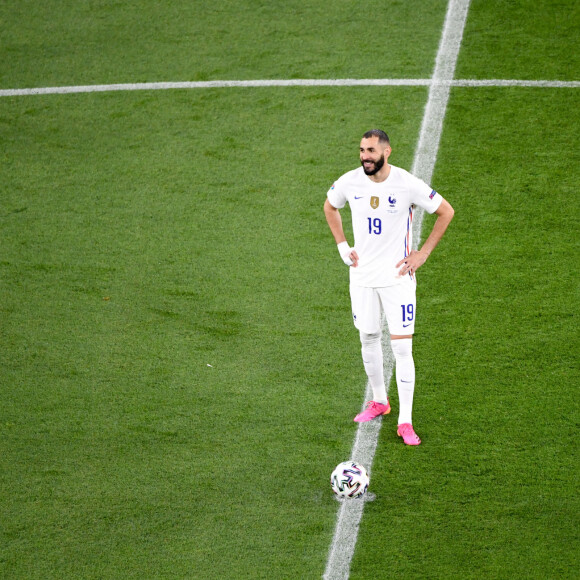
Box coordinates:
[0,79,578,97]
[323,1,472,579]
[453,79,579,87]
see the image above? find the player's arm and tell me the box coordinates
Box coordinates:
[397,198,454,275]
[324,198,359,267]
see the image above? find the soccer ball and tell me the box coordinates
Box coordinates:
[330,461,369,499]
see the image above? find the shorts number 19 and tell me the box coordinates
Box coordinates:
[401,304,414,323]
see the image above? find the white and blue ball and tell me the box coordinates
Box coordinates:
[330,461,369,499]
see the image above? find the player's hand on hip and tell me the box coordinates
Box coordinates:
[396,250,426,276]
[337,241,359,267]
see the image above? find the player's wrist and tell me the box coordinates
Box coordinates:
[337,241,354,266]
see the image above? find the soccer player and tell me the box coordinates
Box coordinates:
[324,129,454,445]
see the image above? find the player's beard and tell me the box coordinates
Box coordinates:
[361,154,385,175]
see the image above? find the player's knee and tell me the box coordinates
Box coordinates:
[390,337,413,359]
[360,331,382,347]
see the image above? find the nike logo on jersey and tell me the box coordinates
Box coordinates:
[354,196,364,200]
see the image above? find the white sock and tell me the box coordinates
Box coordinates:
[391,338,415,425]
[360,331,388,404]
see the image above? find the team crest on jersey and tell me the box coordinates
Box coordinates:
[388,196,396,207]
[370,196,380,209]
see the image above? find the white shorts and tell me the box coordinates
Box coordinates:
[350,277,417,336]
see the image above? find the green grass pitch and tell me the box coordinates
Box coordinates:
[1,1,578,578]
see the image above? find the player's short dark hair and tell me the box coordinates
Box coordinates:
[362,129,390,145]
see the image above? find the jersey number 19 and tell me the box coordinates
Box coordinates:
[367,217,382,234]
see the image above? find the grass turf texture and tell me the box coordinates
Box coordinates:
[0,87,427,578]
[1,0,579,578]
[457,0,580,81]
[0,0,447,87]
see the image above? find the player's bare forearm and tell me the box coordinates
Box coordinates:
[324,199,347,244]
[324,199,359,267]
[419,199,454,258]
[397,199,454,275]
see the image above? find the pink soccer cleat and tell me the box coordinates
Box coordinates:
[397,423,421,445]
[354,400,391,423]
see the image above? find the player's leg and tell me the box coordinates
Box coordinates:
[349,285,391,422]
[390,338,415,425]
[380,279,421,445]
[359,330,389,405]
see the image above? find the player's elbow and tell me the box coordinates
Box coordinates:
[447,203,455,221]
[324,199,337,215]
[439,199,454,222]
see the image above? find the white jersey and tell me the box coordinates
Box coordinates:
[327,165,443,287]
